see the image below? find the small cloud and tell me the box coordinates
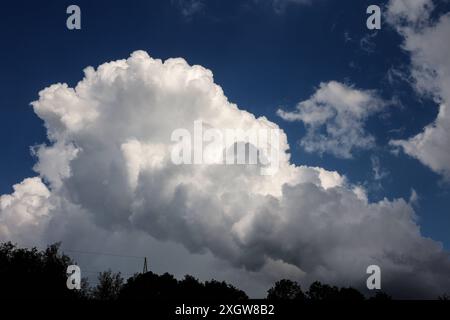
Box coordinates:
[277,81,386,159]
[349,61,360,70]
[388,126,406,136]
[344,31,352,42]
[172,0,204,19]
[359,32,378,54]
[409,188,419,206]
[270,0,311,14]
[386,66,413,87]
[371,155,389,181]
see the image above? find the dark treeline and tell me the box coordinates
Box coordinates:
[0,242,447,301]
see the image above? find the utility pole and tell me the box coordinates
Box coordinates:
[143,257,148,273]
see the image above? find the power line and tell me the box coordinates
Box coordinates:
[61,248,145,259]
[14,244,148,276]
[15,243,145,260]
[14,243,149,277]
[83,270,138,277]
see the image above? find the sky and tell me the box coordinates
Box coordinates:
[1,0,450,298]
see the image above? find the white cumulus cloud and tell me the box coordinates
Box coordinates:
[0,51,449,298]
[0,177,52,242]
[388,0,450,179]
[277,81,386,158]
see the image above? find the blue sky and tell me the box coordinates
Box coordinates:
[1,0,448,248]
[1,1,450,298]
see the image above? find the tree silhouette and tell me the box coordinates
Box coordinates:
[0,241,421,302]
[119,271,179,300]
[307,282,368,301]
[438,294,449,301]
[267,280,365,301]
[336,287,365,301]
[0,242,88,300]
[203,279,248,300]
[119,272,248,300]
[91,270,124,301]
[178,275,204,299]
[307,281,340,301]
[369,291,392,301]
[267,279,306,300]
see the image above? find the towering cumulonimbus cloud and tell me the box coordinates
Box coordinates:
[0,50,449,298]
